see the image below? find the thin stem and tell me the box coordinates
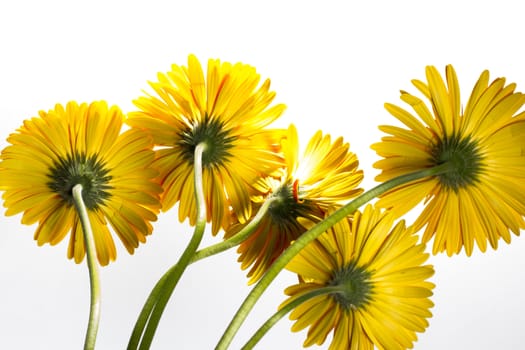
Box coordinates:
[72,184,101,350]
[241,286,340,350]
[127,177,277,349]
[191,196,278,263]
[132,143,208,350]
[127,271,170,349]
[216,163,451,349]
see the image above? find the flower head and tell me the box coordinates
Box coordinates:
[282,204,435,350]
[372,65,525,256]
[127,55,286,235]
[226,124,364,284]
[0,101,162,265]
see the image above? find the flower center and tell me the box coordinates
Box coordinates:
[178,115,236,169]
[47,152,112,209]
[431,134,483,191]
[329,262,372,312]
[268,181,324,229]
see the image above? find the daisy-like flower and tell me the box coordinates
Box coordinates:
[282,204,435,350]
[372,65,525,256]
[126,55,286,235]
[225,124,364,284]
[0,101,162,265]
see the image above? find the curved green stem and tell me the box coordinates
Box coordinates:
[128,168,277,349]
[191,196,278,263]
[241,286,340,350]
[127,270,170,349]
[72,184,101,350]
[128,143,208,350]
[216,163,451,349]
[127,181,276,349]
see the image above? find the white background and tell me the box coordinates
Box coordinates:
[1,1,524,349]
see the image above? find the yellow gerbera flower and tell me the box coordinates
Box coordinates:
[0,101,162,265]
[127,54,286,235]
[282,204,435,350]
[225,124,364,284]
[372,65,525,256]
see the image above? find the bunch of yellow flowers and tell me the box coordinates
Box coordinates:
[1,55,524,349]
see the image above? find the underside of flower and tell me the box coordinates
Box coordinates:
[328,261,373,312]
[431,133,483,191]
[268,182,324,229]
[47,152,112,210]
[178,115,236,169]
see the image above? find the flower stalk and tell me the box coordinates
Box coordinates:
[72,184,101,350]
[191,196,279,263]
[241,286,340,349]
[127,168,278,349]
[128,143,208,350]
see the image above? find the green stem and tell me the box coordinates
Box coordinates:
[127,175,277,349]
[191,196,278,264]
[131,143,208,350]
[241,286,340,350]
[216,163,451,349]
[127,271,169,349]
[72,184,101,350]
